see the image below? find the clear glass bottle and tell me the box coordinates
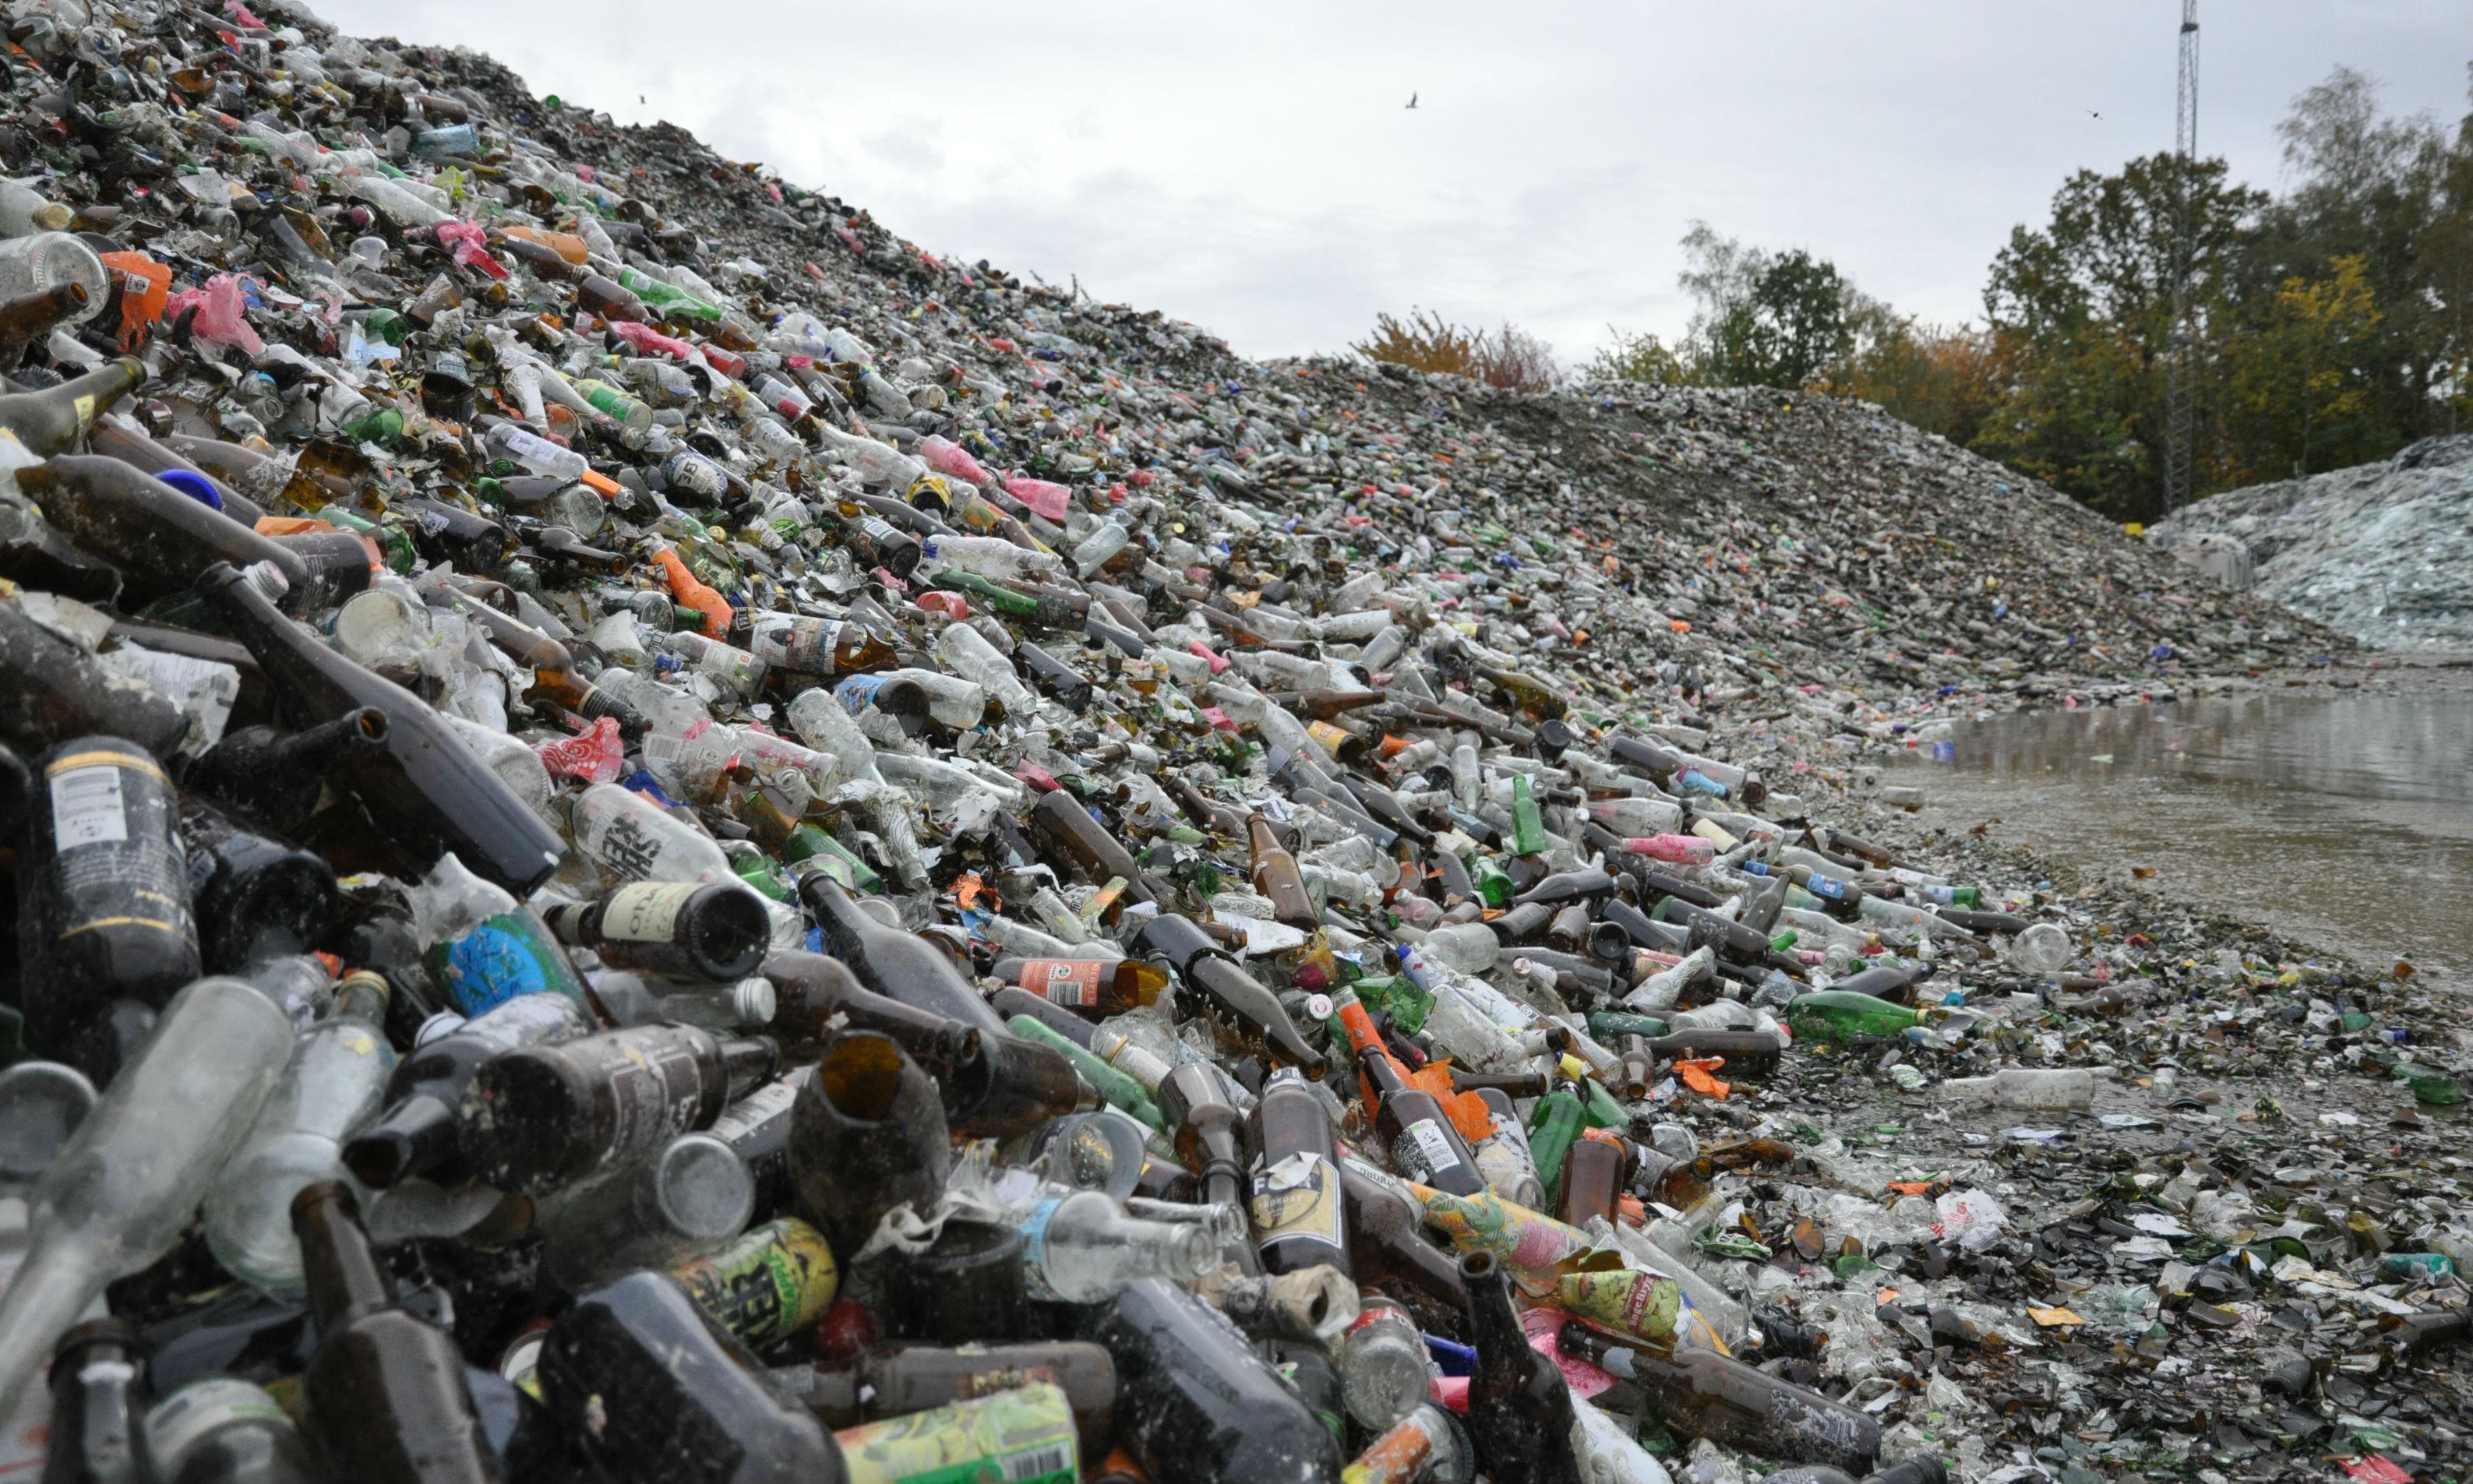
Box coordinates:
[1017,1190,1219,1303]
[0,975,294,1413]
[203,972,397,1295]
[536,1131,754,1289]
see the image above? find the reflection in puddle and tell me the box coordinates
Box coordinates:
[1899,695,2473,989]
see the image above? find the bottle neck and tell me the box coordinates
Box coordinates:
[293,1185,396,1329]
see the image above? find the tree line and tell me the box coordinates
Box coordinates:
[1358,65,2473,524]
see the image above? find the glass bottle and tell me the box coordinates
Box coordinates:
[291,1183,503,1484]
[1247,1066,1350,1277]
[787,1031,951,1258]
[0,975,292,1414]
[195,562,566,896]
[536,1132,754,1289]
[545,881,770,982]
[203,972,395,1295]
[1016,1190,1220,1303]
[41,1318,156,1484]
[144,1376,316,1484]
[459,1023,778,1196]
[1462,1250,1582,1484]
[1074,1279,1343,1484]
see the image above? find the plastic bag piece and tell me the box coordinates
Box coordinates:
[164,274,264,357]
[538,715,626,784]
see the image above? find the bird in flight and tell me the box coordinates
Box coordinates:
[1406,92,1418,109]
[2087,109,2102,119]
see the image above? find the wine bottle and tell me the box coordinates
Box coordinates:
[1129,914,1323,1077]
[1463,1251,1582,1484]
[0,356,144,455]
[17,455,321,611]
[787,1031,951,1258]
[794,872,1006,1036]
[182,707,388,837]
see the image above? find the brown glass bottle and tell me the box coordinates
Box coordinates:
[182,707,388,837]
[460,1023,777,1195]
[763,950,980,1065]
[576,273,649,323]
[1130,913,1324,1077]
[0,593,189,759]
[177,793,338,973]
[0,280,88,365]
[992,956,1169,1020]
[1157,1063,1246,1214]
[16,455,321,611]
[1247,812,1318,928]
[196,562,566,895]
[449,594,645,737]
[291,1183,503,1484]
[1338,1164,1466,1313]
[1247,1066,1350,1278]
[788,1031,951,1258]
[1556,1323,1880,1472]
[1463,1251,1582,1484]
[774,1341,1117,1461]
[1556,1132,1629,1228]
[545,881,769,982]
[1025,790,1162,917]
[745,611,895,678]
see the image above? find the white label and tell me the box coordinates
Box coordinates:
[49,764,128,848]
[708,1070,804,1143]
[1394,1119,1459,1183]
[601,882,700,942]
[1002,1444,1075,1481]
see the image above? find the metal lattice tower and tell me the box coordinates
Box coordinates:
[2162,0,2200,514]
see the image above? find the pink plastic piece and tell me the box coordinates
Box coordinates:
[536,716,625,783]
[165,274,265,357]
[1003,474,1072,523]
[432,221,508,281]
[919,434,990,486]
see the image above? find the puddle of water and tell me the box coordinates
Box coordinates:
[1895,695,2473,989]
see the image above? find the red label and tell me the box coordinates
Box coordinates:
[1023,960,1100,1007]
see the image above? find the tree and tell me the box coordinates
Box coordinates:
[1670,225,1857,389]
[2221,254,2387,479]
[1353,312,1558,391]
[1352,309,1485,379]
[1822,309,1999,450]
[1582,327,1695,385]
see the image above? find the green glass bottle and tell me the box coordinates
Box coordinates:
[1472,856,1515,911]
[1785,991,1925,1043]
[1510,775,1547,856]
[1526,1087,1587,1209]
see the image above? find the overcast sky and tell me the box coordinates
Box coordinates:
[312,0,2469,367]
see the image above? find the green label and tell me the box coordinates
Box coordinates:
[834,1383,1078,1484]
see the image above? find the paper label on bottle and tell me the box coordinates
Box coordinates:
[145,1378,290,1469]
[1248,1150,1345,1254]
[1392,1119,1462,1187]
[750,615,839,672]
[830,1381,1078,1484]
[1014,1195,1065,1302]
[48,763,129,848]
[670,1217,838,1348]
[1021,959,1101,1008]
[707,1071,803,1146]
[601,882,699,942]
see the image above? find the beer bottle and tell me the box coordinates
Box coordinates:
[745,611,894,679]
[1130,914,1323,1077]
[342,990,594,1190]
[0,356,144,455]
[446,595,646,737]
[1247,1066,1350,1278]
[1328,988,1481,1195]
[459,1023,778,1195]
[1075,1279,1344,1484]
[1337,1161,1466,1316]
[1156,1063,1247,1214]
[545,881,771,983]
[1556,1323,1881,1473]
[16,456,323,611]
[0,593,187,759]
[183,708,388,837]
[291,1183,503,1484]
[538,1271,842,1484]
[196,562,566,896]
[1247,812,1318,928]
[534,1131,754,1289]
[788,1031,951,1258]
[1462,1251,1582,1484]
[796,872,1007,1036]
[992,956,1168,1020]
[1556,1130,1630,1229]
[18,738,199,1075]
[763,950,980,1065]
[0,280,90,366]
[1025,790,1162,915]
[41,1318,155,1484]
[175,795,338,974]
